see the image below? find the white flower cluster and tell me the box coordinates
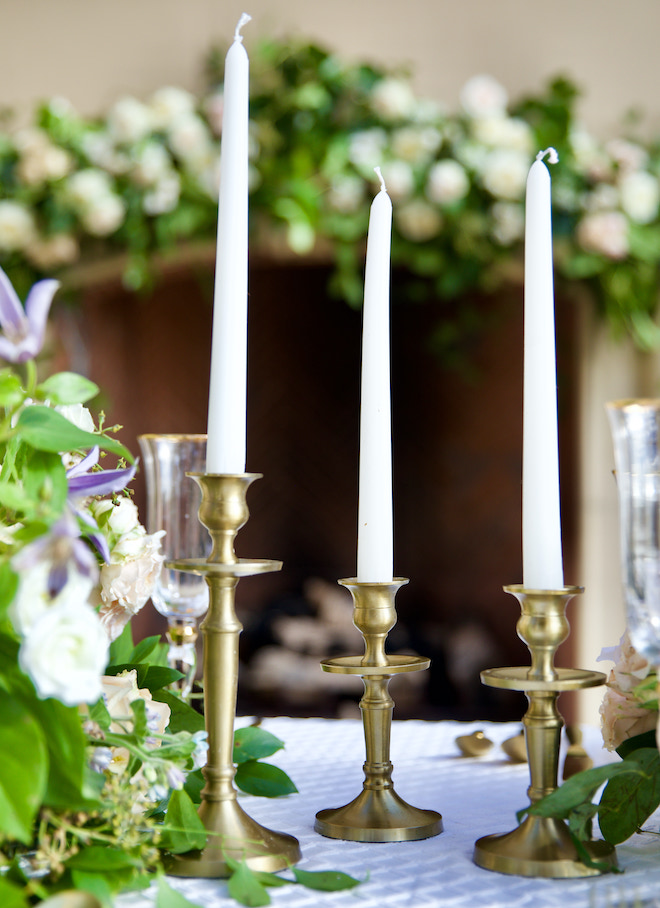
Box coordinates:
[7,405,163,706]
[91,495,165,642]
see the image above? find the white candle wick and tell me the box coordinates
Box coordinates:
[374,166,387,193]
[234,12,252,41]
[536,147,559,165]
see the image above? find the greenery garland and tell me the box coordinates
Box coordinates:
[1,37,660,355]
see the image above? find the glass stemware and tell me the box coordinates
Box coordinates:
[138,434,209,699]
[607,399,660,664]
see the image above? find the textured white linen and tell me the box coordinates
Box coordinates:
[118,718,660,908]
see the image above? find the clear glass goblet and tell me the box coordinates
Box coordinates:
[138,434,209,699]
[608,399,660,663]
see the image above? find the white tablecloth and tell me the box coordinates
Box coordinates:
[118,718,660,908]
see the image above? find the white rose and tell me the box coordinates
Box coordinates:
[395,199,443,242]
[81,194,126,236]
[370,78,417,121]
[167,113,213,162]
[481,149,529,200]
[19,601,109,706]
[10,561,96,636]
[570,128,612,181]
[460,75,508,118]
[381,161,415,201]
[327,174,364,213]
[132,142,173,187]
[150,86,196,130]
[472,116,533,154]
[17,140,73,186]
[107,497,140,536]
[67,169,114,207]
[143,174,181,215]
[391,126,442,164]
[426,160,469,206]
[577,210,629,259]
[348,129,387,170]
[203,92,224,136]
[107,97,153,144]
[0,201,36,251]
[583,183,620,212]
[491,201,525,245]
[82,132,131,175]
[619,170,660,224]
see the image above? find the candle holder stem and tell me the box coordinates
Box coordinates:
[473,586,616,878]
[165,473,301,878]
[315,579,442,842]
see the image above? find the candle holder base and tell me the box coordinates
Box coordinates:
[474,816,616,879]
[166,799,301,877]
[315,788,442,843]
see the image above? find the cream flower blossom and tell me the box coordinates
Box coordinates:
[107,97,153,144]
[25,233,79,270]
[619,170,660,224]
[98,531,165,641]
[0,202,36,252]
[480,149,529,200]
[598,631,657,751]
[381,160,415,201]
[100,670,171,775]
[370,77,417,121]
[577,210,629,259]
[327,174,364,213]
[150,86,197,130]
[426,160,470,206]
[396,199,443,242]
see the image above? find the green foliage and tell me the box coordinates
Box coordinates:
[2,36,660,357]
[523,732,660,859]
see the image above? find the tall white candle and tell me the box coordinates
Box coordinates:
[522,147,563,589]
[357,169,394,582]
[206,13,251,474]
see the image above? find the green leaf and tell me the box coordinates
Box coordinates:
[0,697,48,843]
[152,690,205,735]
[183,768,205,804]
[292,867,362,891]
[108,622,134,666]
[88,695,112,732]
[128,634,163,665]
[161,788,207,854]
[0,876,29,908]
[37,371,99,405]
[105,663,183,691]
[599,749,660,844]
[156,876,204,908]
[66,845,141,872]
[23,695,91,810]
[16,406,133,462]
[227,861,271,907]
[521,762,637,822]
[0,369,24,408]
[67,872,114,907]
[233,726,285,763]
[0,562,18,620]
[234,761,297,798]
[22,449,68,517]
[616,730,658,759]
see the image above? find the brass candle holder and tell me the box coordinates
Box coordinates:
[473,585,617,878]
[166,473,301,878]
[315,579,443,842]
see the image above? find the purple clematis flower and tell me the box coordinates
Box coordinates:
[66,447,137,562]
[12,510,99,598]
[0,266,60,363]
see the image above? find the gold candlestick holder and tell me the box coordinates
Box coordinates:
[165,473,301,878]
[473,585,617,878]
[315,579,443,842]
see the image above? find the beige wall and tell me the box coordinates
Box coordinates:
[2,0,660,135]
